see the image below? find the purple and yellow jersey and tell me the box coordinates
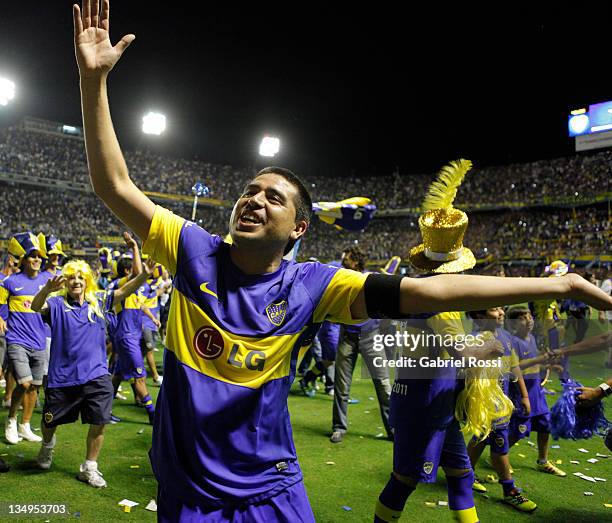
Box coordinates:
[510,333,548,416]
[493,328,519,394]
[0,272,9,321]
[141,281,160,332]
[530,299,565,350]
[112,276,146,342]
[143,206,367,506]
[44,295,110,388]
[0,272,50,350]
[390,311,464,428]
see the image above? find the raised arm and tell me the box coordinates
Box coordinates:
[113,258,156,303]
[123,231,142,278]
[350,273,612,319]
[31,276,67,313]
[74,0,155,239]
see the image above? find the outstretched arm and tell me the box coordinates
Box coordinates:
[350,273,612,319]
[74,0,155,239]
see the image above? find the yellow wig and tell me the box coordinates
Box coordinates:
[454,331,515,440]
[57,260,103,321]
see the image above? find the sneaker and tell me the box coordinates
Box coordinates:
[152,376,163,386]
[298,379,315,398]
[537,460,566,477]
[330,430,344,443]
[109,414,121,424]
[77,463,107,488]
[5,418,21,445]
[37,436,56,470]
[503,489,537,513]
[18,423,42,442]
[115,392,127,400]
[326,389,335,397]
[473,478,488,493]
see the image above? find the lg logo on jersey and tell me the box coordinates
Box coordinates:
[193,325,265,371]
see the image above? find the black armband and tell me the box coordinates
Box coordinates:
[364,273,404,318]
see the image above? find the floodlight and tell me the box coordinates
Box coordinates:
[142,112,166,135]
[568,114,589,135]
[0,78,16,106]
[259,136,280,157]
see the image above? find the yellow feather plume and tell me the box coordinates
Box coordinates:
[422,159,473,211]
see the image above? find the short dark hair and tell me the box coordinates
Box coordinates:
[116,257,132,277]
[256,166,312,224]
[343,246,367,272]
[506,306,531,320]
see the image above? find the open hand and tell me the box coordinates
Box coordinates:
[123,231,138,250]
[74,0,135,80]
[0,317,7,335]
[45,275,67,293]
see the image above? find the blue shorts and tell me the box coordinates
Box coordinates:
[510,412,551,440]
[157,480,315,523]
[114,338,146,381]
[475,426,510,455]
[393,419,472,483]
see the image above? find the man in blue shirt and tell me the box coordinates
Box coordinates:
[72,2,611,519]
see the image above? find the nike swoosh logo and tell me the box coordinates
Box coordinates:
[199,282,218,299]
[15,287,24,291]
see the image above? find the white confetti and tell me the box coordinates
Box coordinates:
[587,458,599,464]
[578,448,589,453]
[570,460,580,464]
[437,501,448,506]
[145,499,157,512]
[596,453,610,458]
[584,492,594,496]
[594,477,606,482]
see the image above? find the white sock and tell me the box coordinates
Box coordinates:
[84,459,97,469]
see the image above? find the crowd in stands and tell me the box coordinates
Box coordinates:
[0,123,609,262]
[1,124,610,207]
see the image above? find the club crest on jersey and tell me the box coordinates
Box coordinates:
[519,424,527,434]
[193,325,225,360]
[495,436,505,448]
[266,301,287,327]
[423,461,434,475]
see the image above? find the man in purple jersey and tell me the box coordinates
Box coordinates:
[72,2,611,520]
[0,233,49,445]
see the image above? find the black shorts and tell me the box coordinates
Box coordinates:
[43,374,114,428]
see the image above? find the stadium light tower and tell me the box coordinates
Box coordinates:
[142,111,166,135]
[0,77,16,106]
[259,136,280,157]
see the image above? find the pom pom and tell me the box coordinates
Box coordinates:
[550,379,610,440]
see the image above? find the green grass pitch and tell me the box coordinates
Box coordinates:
[1,329,610,522]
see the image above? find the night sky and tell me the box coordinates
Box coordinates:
[1,4,610,178]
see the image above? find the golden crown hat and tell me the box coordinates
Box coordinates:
[408,159,476,274]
